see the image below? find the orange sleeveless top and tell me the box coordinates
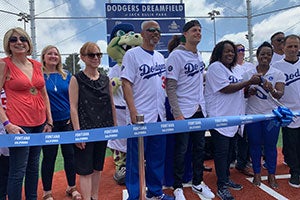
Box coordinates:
[3,57,46,126]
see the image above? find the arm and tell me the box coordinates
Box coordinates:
[122,78,137,124]
[109,82,117,126]
[69,76,85,149]
[166,78,184,120]
[0,60,25,134]
[263,81,284,99]
[41,86,53,132]
[220,73,262,94]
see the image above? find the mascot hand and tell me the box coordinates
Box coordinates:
[111,77,122,94]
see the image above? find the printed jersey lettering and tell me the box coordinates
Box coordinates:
[184,61,204,77]
[285,68,300,86]
[139,62,166,79]
[228,75,239,83]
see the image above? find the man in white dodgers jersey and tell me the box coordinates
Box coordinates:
[0,89,9,200]
[121,20,174,200]
[272,34,300,188]
[166,20,214,200]
[270,31,285,65]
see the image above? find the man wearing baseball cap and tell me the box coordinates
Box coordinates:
[166,20,215,200]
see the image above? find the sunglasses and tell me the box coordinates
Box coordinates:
[9,36,28,43]
[276,38,284,43]
[85,53,103,59]
[146,27,161,33]
[237,48,245,52]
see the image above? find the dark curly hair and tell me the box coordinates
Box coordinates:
[256,41,273,57]
[209,40,237,67]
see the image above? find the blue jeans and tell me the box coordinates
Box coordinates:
[7,125,44,200]
[0,155,9,200]
[246,120,280,174]
[41,119,76,191]
[211,129,236,189]
[173,111,205,189]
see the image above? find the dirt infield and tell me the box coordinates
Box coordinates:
[27,148,300,200]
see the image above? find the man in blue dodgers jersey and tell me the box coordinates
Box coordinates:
[272,34,300,188]
[165,20,215,200]
[121,20,174,200]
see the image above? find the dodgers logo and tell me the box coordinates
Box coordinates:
[168,65,173,72]
[228,75,239,83]
[285,68,300,86]
[184,62,204,77]
[139,62,166,79]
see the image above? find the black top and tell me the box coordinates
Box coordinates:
[74,71,114,130]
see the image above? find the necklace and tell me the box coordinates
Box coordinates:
[47,74,58,92]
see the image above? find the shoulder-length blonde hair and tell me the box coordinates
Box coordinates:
[41,45,67,80]
[3,27,33,56]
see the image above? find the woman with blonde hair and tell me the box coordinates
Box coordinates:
[0,27,52,199]
[41,45,81,200]
[69,42,116,200]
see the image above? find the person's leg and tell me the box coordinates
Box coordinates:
[125,137,139,200]
[41,145,59,192]
[173,132,189,189]
[91,170,101,200]
[145,134,166,197]
[246,122,263,174]
[7,146,29,200]
[210,129,230,188]
[191,130,205,185]
[236,130,250,170]
[0,155,9,200]
[263,120,280,175]
[61,143,76,187]
[79,174,92,200]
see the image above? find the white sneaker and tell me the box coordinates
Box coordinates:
[173,188,186,200]
[192,183,215,199]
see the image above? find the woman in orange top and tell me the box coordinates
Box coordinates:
[0,27,52,200]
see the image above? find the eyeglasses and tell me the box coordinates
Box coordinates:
[9,36,28,43]
[237,48,245,52]
[85,53,103,59]
[146,28,161,33]
[276,38,284,43]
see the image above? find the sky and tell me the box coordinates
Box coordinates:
[0,0,300,68]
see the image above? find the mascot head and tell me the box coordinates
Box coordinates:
[107,23,143,66]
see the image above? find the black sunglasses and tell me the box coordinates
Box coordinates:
[9,36,28,43]
[146,27,161,33]
[276,38,284,43]
[237,48,245,52]
[85,53,103,59]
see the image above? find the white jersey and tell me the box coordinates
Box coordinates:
[108,64,127,107]
[0,89,9,156]
[271,52,285,65]
[205,61,244,137]
[243,67,285,115]
[166,47,206,118]
[107,64,128,153]
[273,59,300,128]
[121,46,166,123]
[236,61,255,73]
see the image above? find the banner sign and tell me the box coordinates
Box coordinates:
[2,112,298,148]
[105,3,185,67]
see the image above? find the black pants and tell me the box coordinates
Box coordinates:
[0,155,9,200]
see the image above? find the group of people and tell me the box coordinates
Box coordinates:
[0,19,300,200]
[0,27,116,200]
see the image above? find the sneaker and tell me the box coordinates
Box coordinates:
[217,187,235,200]
[146,193,175,200]
[225,179,243,190]
[173,188,186,200]
[235,167,254,177]
[289,174,300,188]
[192,183,215,199]
[113,166,126,185]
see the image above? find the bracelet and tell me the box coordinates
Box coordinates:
[46,122,54,128]
[3,120,10,127]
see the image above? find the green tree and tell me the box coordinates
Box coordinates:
[63,53,81,74]
[98,67,109,76]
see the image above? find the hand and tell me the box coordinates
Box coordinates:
[248,87,257,96]
[249,74,262,85]
[5,123,26,134]
[43,123,53,132]
[75,142,86,150]
[175,115,185,120]
[262,81,274,93]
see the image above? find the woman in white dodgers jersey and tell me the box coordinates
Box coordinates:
[244,41,285,188]
[205,40,261,200]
